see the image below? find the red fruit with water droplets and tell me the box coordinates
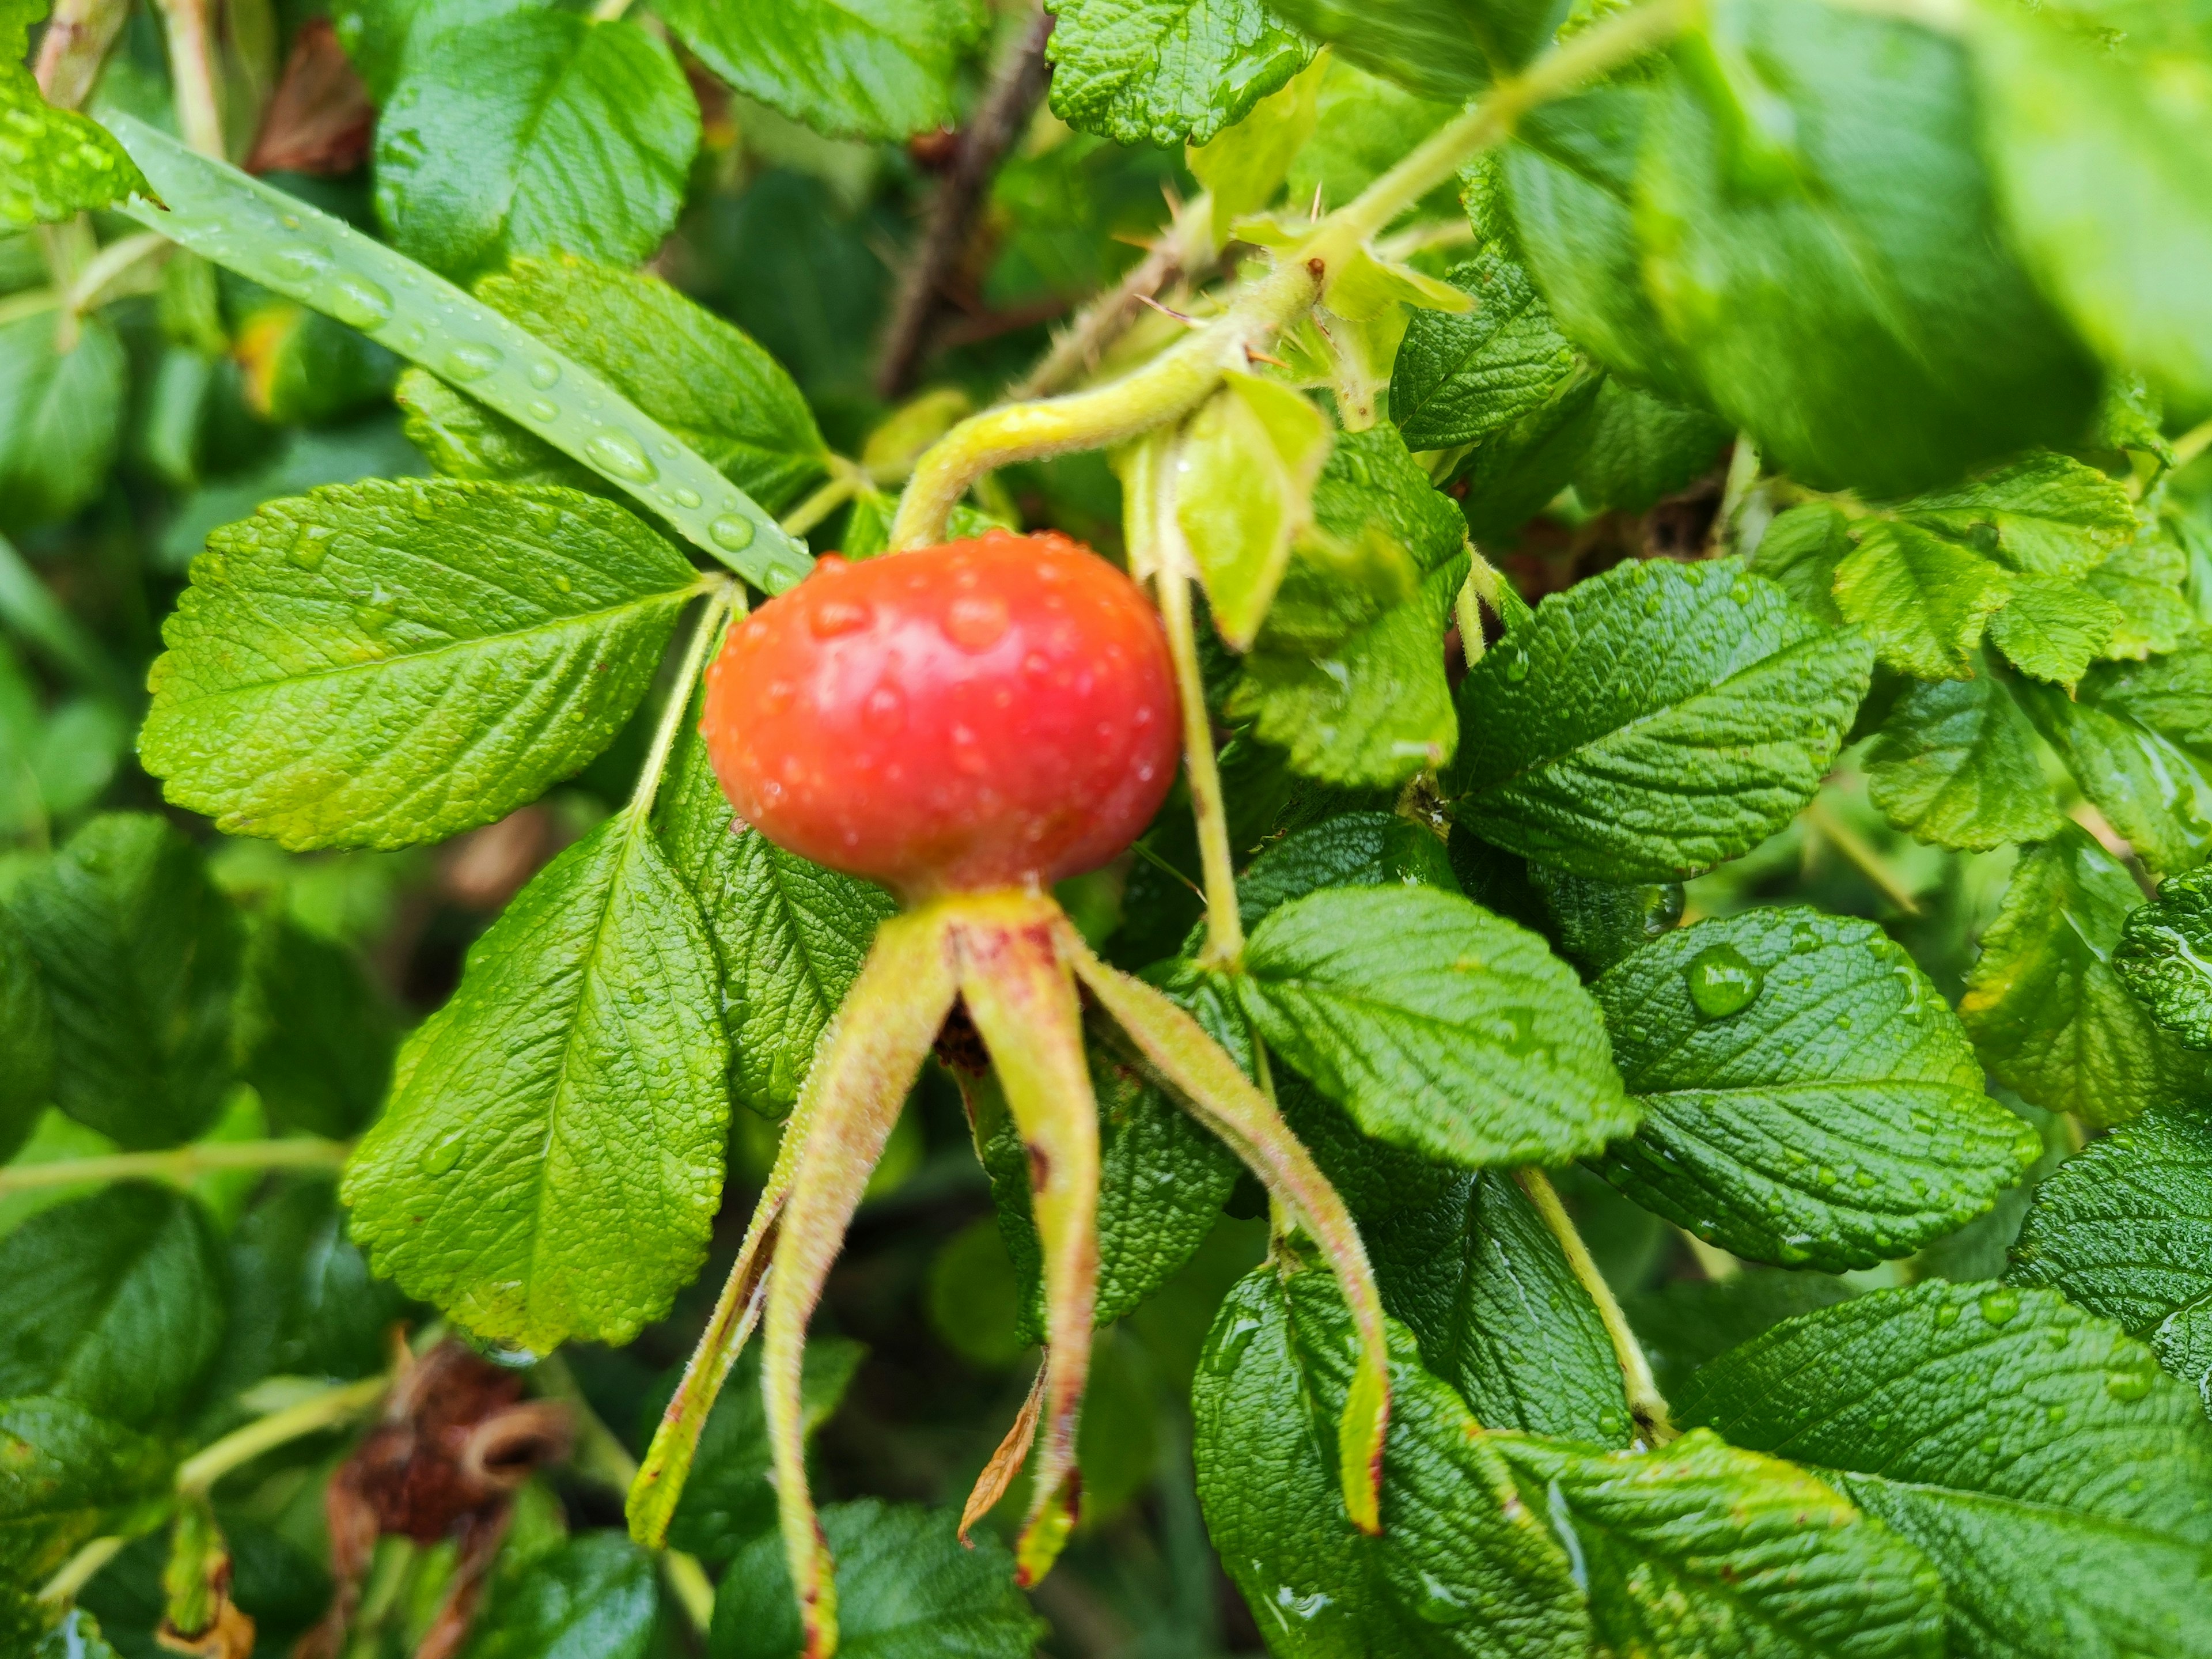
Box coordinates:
[702,531,1180,900]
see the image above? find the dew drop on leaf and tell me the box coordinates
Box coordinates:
[444,342,503,381]
[672,486,702,509]
[325,275,395,331]
[526,397,559,422]
[586,430,657,483]
[1203,1315,1263,1377]
[1978,1288,2021,1326]
[710,513,757,551]
[1685,942,1763,1017]
[418,1129,465,1175]
[528,359,560,388]
[1933,1302,1961,1328]
[1413,1576,1471,1626]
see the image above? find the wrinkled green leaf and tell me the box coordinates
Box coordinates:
[374,12,699,280]
[12,814,242,1150]
[1269,0,1564,93]
[1680,1281,2212,1659]
[1232,810,1460,932]
[1592,908,2039,1270]
[140,481,700,852]
[344,810,729,1351]
[213,1178,413,1393]
[0,70,148,230]
[1890,450,2138,583]
[0,1185,226,1431]
[2115,863,2212,1050]
[2009,1104,2212,1407]
[1961,824,2206,1123]
[1746,498,1851,623]
[0,1397,171,1581]
[1234,883,1636,1168]
[0,311,124,532]
[1984,581,2123,688]
[657,721,896,1118]
[662,1336,865,1565]
[1046,0,1314,147]
[1568,377,1730,514]
[1448,557,1872,881]
[1192,1266,1588,1656]
[1176,370,1334,650]
[467,1530,659,1659]
[236,916,397,1139]
[1490,1428,1946,1658]
[1863,666,2065,851]
[1832,520,2011,681]
[1638,0,2098,495]
[1446,359,1603,541]
[1391,250,1580,452]
[709,1499,1046,1658]
[654,0,984,141]
[1363,1168,1633,1445]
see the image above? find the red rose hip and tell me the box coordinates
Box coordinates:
[702,530,1180,900]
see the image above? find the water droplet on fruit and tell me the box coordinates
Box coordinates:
[528,359,560,388]
[1685,943,1762,1017]
[1979,1289,2021,1326]
[709,514,756,551]
[526,397,559,422]
[418,1129,465,1174]
[809,598,870,638]
[443,342,503,381]
[586,430,657,483]
[945,593,1010,651]
[863,685,904,734]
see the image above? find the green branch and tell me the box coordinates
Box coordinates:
[0,1137,351,1194]
[1515,1168,1676,1444]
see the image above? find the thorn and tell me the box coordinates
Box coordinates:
[1243,346,1289,368]
[1137,293,1199,327]
[1309,181,1325,222]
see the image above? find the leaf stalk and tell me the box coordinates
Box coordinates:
[1514,1167,1677,1444]
[0,1137,351,1194]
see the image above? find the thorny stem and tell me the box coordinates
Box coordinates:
[151,0,225,158]
[0,1137,351,1193]
[1154,548,1245,967]
[893,0,1688,550]
[175,1373,391,1496]
[1010,190,1224,400]
[1514,1168,1677,1445]
[625,585,737,821]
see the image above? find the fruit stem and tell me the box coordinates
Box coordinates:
[0,1137,351,1194]
[1513,1168,1676,1445]
[626,585,737,821]
[1154,558,1245,968]
[175,1372,391,1497]
[150,0,225,158]
[891,0,1689,550]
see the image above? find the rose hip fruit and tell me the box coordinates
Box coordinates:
[701,530,1180,899]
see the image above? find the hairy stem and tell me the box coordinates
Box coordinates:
[0,1137,351,1194]
[1514,1168,1675,1444]
[893,0,1687,550]
[34,0,132,108]
[1154,552,1244,968]
[176,1373,390,1495]
[1010,191,1222,400]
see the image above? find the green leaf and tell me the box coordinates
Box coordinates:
[213,1178,413,1392]
[1626,1267,1857,1398]
[1636,0,2098,495]
[1045,0,1314,146]
[662,1337,865,1564]
[1745,498,1850,623]
[0,1397,171,1582]
[1832,520,2011,681]
[1961,824,2206,1123]
[2090,516,2199,662]
[1228,556,1465,787]
[0,918,52,1165]
[344,810,729,1351]
[1305,422,1467,577]
[1679,1281,2212,1659]
[1448,558,1873,882]
[1567,377,1730,515]
[1175,370,1334,650]
[373,12,699,281]
[111,119,810,586]
[1446,359,1604,541]
[653,0,984,141]
[1488,1429,1946,1659]
[656,721,896,1118]
[12,814,243,1150]
[1286,56,1460,226]
[32,1609,120,1659]
[0,70,149,230]
[236,917,397,1138]
[983,1018,1242,1346]
[2017,642,2212,877]
[1187,56,1324,236]
[1591,907,2039,1271]
[1521,859,1684,977]
[465,1531,658,1659]
[0,311,124,532]
[1986,574,2124,688]
[1233,809,1461,932]
[2009,1103,2212,1407]
[1234,883,1636,1168]
[1971,5,2212,412]
[1363,1168,1634,1445]
[1268,0,1563,94]
[139,480,700,852]
[709,1499,1046,1659]
[0,1185,227,1431]
[1863,666,2065,851]
[396,369,597,492]
[1889,450,2138,582]
[493,259,824,509]
[1191,1266,1588,1656]
[2113,862,2212,1051]
[1503,87,1699,400]
[1391,249,1581,452]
